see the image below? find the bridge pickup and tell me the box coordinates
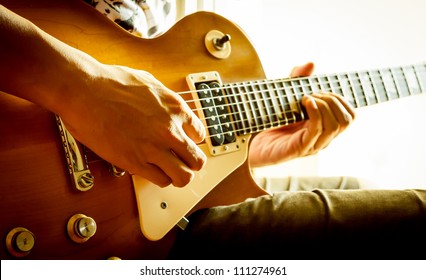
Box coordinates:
[187,72,246,157]
[56,115,94,191]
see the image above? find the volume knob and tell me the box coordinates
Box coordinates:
[67,214,97,243]
[6,227,36,257]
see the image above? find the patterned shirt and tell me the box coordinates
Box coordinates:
[83,0,175,38]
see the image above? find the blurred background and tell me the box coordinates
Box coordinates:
[176,0,426,189]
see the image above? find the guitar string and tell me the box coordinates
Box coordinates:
[191,68,426,139]
[184,69,425,128]
[181,66,426,117]
[86,66,425,161]
[183,68,426,141]
[178,64,426,102]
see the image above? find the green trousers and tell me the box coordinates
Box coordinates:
[169,189,426,259]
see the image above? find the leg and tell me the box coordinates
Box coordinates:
[169,189,426,259]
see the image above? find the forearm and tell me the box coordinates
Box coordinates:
[0,5,103,116]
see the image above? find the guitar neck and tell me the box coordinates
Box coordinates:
[222,62,426,135]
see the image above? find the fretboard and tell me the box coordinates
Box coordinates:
[222,62,426,135]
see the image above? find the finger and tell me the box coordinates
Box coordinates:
[309,95,340,150]
[151,149,196,187]
[300,95,323,152]
[131,162,172,187]
[182,108,206,143]
[171,133,206,172]
[290,62,315,78]
[328,92,356,120]
[312,93,354,132]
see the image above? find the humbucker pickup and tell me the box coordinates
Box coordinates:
[186,72,244,156]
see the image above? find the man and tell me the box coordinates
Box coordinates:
[0,2,425,259]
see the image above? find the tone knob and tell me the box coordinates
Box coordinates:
[67,214,97,243]
[5,227,35,257]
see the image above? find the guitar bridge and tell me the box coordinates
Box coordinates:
[56,115,94,191]
[186,71,244,156]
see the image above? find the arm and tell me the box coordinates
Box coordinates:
[249,62,356,167]
[0,5,206,187]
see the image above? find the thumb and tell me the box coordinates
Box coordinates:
[290,62,315,78]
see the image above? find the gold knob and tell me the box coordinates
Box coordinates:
[6,227,35,257]
[67,214,97,243]
[108,256,121,260]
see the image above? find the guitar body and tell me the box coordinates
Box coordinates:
[0,0,268,259]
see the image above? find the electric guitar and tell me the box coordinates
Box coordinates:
[1,0,425,260]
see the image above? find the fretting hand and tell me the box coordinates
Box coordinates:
[249,62,356,168]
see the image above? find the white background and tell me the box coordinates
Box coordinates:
[191,0,426,189]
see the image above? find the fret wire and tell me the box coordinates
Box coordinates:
[257,81,272,129]
[376,69,390,102]
[282,80,297,124]
[366,70,380,104]
[265,81,282,126]
[290,79,303,120]
[354,72,367,107]
[359,70,376,105]
[318,75,326,92]
[199,70,418,117]
[336,74,349,104]
[242,83,258,133]
[201,71,426,137]
[355,71,368,107]
[389,67,402,99]
[403,66,413,96]
[346,73,360,108]
[381,68,398,100]
[185,66,426,108]
[279,81,291,126]
[196,66,423,135]
[395,66,410,97]
[308,76,320,94]
[404,65,422,95]
[414,64,426,93]
[326,75,337,94]
[252,81,268,130]
[229,84,248,134]
[243,82,258,132]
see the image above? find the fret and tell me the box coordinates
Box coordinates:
[308,76,321,93]
[414,63,426,93]
[266,80,286,126]
[240,83,259,132]
[300,77,312,95]
[359,71,378,105]
[348,72,368,108]
[220,62,425,134]
[326,75,343,95]
[367,70,381,104]
[391,67,410,98]
[276,80,290,125]
[252,81,272,129]
[355,72,370,107]
[282,80,297,124]
[337,74,355,106]
[290,79,305,121]
[380,68,399,100]
[370,70,389,102]
[243,82,260,131]
[346,73,359,108]
[225,84,249,135]
[318,75,331,92]
[402,65,422,95]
